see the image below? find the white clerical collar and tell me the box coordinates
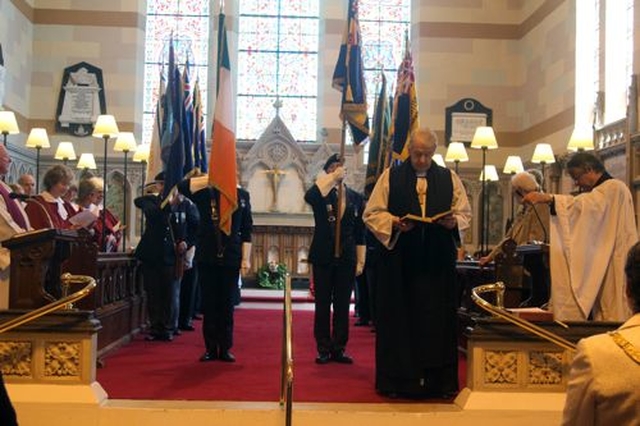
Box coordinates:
[40,191,58,203]
[41,191,69,220]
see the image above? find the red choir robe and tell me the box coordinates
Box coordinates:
[70,204,122,252]
[24,192,76,230]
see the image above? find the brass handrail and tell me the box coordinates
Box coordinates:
[0,273,97,335]
[471,282,577,352]
[279,273,293,426]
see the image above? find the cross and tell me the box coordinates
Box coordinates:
[265,167,286,212]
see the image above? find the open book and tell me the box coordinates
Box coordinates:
[401,209,454,224]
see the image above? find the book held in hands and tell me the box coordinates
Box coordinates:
[401,209,454,224]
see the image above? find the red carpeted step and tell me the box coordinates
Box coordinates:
[97,308,465,403]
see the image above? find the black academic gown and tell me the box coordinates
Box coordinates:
[375,161,459,397]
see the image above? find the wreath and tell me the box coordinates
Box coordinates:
[257,262,288,290]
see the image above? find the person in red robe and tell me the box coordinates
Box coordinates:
[24,165,76,230]
[74,176,122,252]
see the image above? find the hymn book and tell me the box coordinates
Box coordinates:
[400,209,454,224]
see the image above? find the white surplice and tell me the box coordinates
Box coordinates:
[364,167,471,249]
[550,179,637,321]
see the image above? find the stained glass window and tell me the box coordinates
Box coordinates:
[143,0,210,146]
[359,0,411,152]
[237,0,319,141]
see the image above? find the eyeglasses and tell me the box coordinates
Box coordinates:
[568,168,587,183]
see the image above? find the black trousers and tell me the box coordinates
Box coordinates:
[198,262,239,354]
[142,263,180,337]
[179,266,198,328]
[312,261,355,355]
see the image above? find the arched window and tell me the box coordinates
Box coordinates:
[576,0,634,129]
[575,0,599,129]
[604,0,634,124]
[237,0,320,142]
[359,0,410,154]
[142,0,210,146]
[360,0,411,116]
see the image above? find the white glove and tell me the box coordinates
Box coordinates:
[355,245,366,276]
[189,175,209,193]
[332,166,346,183]
[241,242,252,276]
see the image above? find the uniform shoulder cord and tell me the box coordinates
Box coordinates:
[609,331,640,365]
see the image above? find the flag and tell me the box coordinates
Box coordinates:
[193,79,208,173]
[160,37,185,198]
[365,73,391,198]
[390,31,419,161]
[332,0,369,144]
[146,65,165,185]
[181,58,195,174]
[209,11,238,235]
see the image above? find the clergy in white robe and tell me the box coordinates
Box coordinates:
[363,128,471,398]
[524,152,637,322]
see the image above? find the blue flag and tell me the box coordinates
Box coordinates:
[160,38,185,197]
[332,0,369,144]
[193,79,207,173]
[365,73,391,198]
[181,58,195,175]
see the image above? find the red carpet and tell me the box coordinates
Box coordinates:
[97,307,465,402]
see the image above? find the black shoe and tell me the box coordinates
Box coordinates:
[179,324,196,331]
[331,352,353,364]
[199,351,217,362]
[146,334,173,342]
[173,329,182,336]
[192,314,203,320]
[315,352,331,364]
[219,351,236,362]
[354,319,370,326]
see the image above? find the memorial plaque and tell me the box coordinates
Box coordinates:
[445,98,493,146]
[56,62,107,136]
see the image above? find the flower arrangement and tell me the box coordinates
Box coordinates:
[257,261,288,290]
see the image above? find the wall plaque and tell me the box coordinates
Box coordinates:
[56,62,107,136]
[445,98,493,145]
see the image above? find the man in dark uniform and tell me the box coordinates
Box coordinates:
[178,176,252,362]
[364,128,471,398]
[304,154,366,364]
[135,172,200,341]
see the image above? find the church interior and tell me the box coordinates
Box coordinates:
[0,0,639,424]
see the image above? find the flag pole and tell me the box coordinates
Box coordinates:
[334,120,347,258]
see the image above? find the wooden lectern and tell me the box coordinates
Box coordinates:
[4,228,98,309]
